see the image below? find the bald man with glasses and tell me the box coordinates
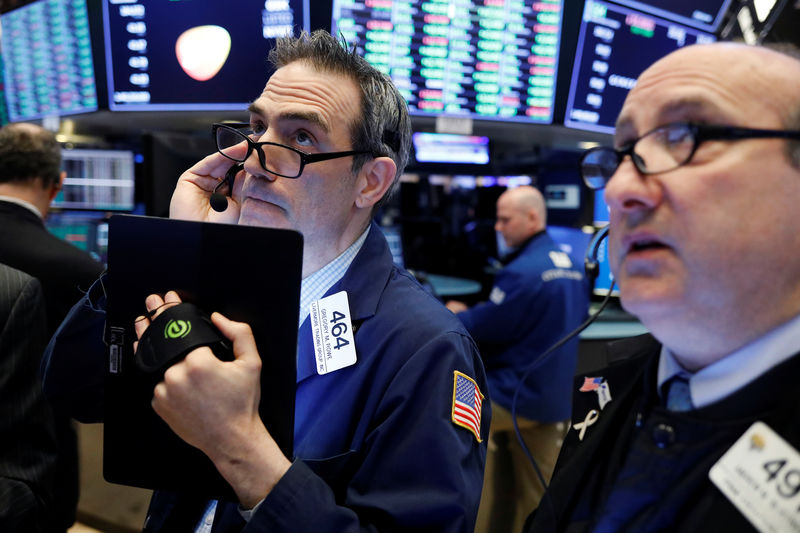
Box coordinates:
[526,42,800,533]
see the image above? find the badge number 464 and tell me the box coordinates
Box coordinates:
[310,291,357,375]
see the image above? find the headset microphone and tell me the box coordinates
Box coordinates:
[209,163,243,213]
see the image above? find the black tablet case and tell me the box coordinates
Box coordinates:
[104,215,302,501]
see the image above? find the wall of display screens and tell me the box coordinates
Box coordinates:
[564,0,715,134]
[102,0,309,111]
[0,0,98,122]
[332,0,564,124]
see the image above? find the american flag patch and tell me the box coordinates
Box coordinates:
[579,377,604,392]
[452,371,483,442]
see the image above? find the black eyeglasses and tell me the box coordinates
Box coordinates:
[212,122,376,179]
[579,122,800,190]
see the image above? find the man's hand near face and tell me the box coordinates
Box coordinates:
[134,291,291,509]
[170,149,247,225]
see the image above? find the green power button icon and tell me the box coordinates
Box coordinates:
[164,319,191,339]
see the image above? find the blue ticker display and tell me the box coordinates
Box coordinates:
[332,0,564,124]
[1,0,98,122]
[564,0,715,134]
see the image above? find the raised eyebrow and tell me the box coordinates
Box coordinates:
[245,103,330,134]
[614,98,719,145]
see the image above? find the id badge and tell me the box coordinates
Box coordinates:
[309,291,357,375]
[709,421,800,533]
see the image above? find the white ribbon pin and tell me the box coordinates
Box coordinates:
[573,409,599,441]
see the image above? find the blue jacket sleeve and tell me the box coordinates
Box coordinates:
[457,267,544,347]
[244,331,489,532]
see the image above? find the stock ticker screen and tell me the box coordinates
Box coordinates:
[607,0,732,32]
[563,0,715,134]
[332,0,564,124]
[0,0,99,122]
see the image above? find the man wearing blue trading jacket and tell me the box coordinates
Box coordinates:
[526,42,800,532]
[43,31,489,532]
[446,185,588,533]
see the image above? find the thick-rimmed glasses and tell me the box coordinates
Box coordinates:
[579,122,800,190]
[212,122,375,179]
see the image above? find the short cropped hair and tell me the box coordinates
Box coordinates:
[269,30,412,209]
[0,123,61,188]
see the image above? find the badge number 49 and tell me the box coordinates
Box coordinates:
[710,421,800,533]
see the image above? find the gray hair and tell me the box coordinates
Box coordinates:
[269,31,412,209]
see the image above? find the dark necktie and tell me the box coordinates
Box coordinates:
[665,375,694,412]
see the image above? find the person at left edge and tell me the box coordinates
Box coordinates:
[0,263,58,532]
[0,122,104,532]
[43,30,489,532]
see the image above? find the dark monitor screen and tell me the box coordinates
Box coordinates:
[56,148,136,211]
[102,0,309,111]
[607,0,733,32]
[564,0,715,135]
[331,0,565,124]
[1,0,99,122]
[45,210,109,264]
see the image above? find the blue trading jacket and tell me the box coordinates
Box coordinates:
[456,232,589,422]
[42,223,489,532]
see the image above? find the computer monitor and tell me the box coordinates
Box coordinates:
[56,148,136,211]
[102,0,310,111]
[592,228,617,296]
[413,133,490,165]
[1,0,99,122]
[564,0,715,134]
[607,0,733,32]
[45,210,109,264]
[589,191,617,294]
[331,0,565,124]
[379,225,405,268]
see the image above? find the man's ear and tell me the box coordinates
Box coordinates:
[47,171,66,202]
[354,157,397,210]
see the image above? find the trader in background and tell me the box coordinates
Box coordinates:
[447,185,588,533]
[0,122,104,532]
[526,42,800,532]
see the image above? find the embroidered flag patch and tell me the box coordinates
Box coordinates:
[452,371,483,442]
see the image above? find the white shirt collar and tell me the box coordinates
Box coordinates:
[658,312,800,408]
[0,195,44,219]
[298,226,371,327]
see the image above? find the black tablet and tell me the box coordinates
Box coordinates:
[104,215,302,501]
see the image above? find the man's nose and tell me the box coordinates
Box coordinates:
[604,156,662,213]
